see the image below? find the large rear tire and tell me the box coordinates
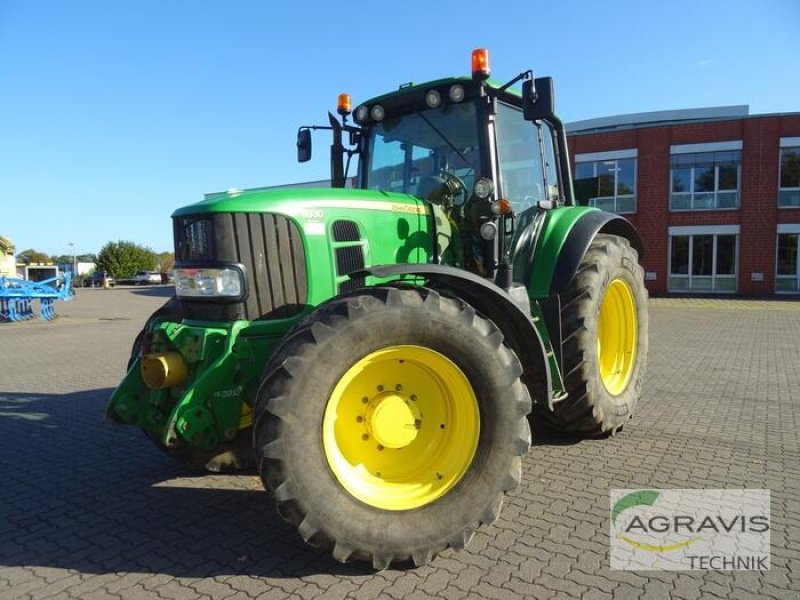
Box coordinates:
[542,234,648,435]
[253,287,531,568]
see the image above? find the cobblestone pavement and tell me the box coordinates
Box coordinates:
[1,288,798,599]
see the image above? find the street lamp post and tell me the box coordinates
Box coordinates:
[68,242,76,276]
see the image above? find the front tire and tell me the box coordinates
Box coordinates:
[253,287,531,568]
[543,234,648,435]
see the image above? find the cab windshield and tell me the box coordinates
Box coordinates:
[364,101,481,198]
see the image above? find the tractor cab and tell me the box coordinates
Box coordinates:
[299,48,574,286]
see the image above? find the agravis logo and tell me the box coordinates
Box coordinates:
[612,490,700,552]
[610,489,770,570]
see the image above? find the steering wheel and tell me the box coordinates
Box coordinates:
[418,170,468,209]
[438,169,467,206]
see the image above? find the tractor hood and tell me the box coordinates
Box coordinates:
[172,187,428,219]
[170,185,436,320]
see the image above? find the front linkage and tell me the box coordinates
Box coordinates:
[108,318,277,469]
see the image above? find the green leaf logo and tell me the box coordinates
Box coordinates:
[612,490,700,552]
[612,490,660,525]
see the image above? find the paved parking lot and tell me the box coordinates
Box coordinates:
[1,288,798,599]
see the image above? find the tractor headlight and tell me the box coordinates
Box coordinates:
[479,221,498,240]
[425,89,442,108]
[370,104,385,122]
[448,84,465,103]
[354,105,369,124]
[474,177,494,199]
[174,266,246,300]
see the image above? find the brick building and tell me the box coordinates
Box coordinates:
[567,107,800,297]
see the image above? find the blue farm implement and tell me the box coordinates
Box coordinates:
[0,272,74,321]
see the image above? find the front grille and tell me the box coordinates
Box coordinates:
[175,216,214,262]
[173,213,308,321]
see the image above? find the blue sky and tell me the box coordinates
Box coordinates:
[1,0,798,257]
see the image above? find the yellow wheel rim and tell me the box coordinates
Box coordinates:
[598,278,638,396]
[322,345,480,511]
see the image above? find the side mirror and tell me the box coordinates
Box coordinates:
[523,77,555,122]
[297,128,312,163]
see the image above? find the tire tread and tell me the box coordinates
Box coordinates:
[253,286,531,568]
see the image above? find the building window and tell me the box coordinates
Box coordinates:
[776,232,800,293]
[670,151,741,211]
[779,147,800,207]
[669,233,738,292]
[574,157,636,213]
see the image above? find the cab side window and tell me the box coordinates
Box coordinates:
[496,103,546,213]
[496,103,563,211]
[540,122,561,202]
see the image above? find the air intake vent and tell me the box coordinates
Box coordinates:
[335,246,365,294]
[339,276,365,294]
[332,220,361,242]
[335,247,365,278]
[331,219,365,294]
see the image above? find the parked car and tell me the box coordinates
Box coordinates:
[83,271,115,288]
[134,271,162,285]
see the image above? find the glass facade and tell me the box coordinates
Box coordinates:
[574,157,636,213]
[564,116,800,296]
[776,233,800,293]
[779,147,800,207]
[669,233,738,292]
[670,151,741,210]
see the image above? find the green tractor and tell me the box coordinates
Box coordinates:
[107,49,648,568]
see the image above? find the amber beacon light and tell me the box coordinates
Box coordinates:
[471,48,490,79]
[337,93,352,116]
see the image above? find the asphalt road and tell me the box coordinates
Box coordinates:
[1,288,798,599]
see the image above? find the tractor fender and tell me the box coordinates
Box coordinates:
[550,210,643,294]
[518,208,643,298]
[351,264,553,408]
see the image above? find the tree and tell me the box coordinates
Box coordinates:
[156,251,174,272]
[0,236,15,255]
[96,241,157,278]
[17,248,52,264]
